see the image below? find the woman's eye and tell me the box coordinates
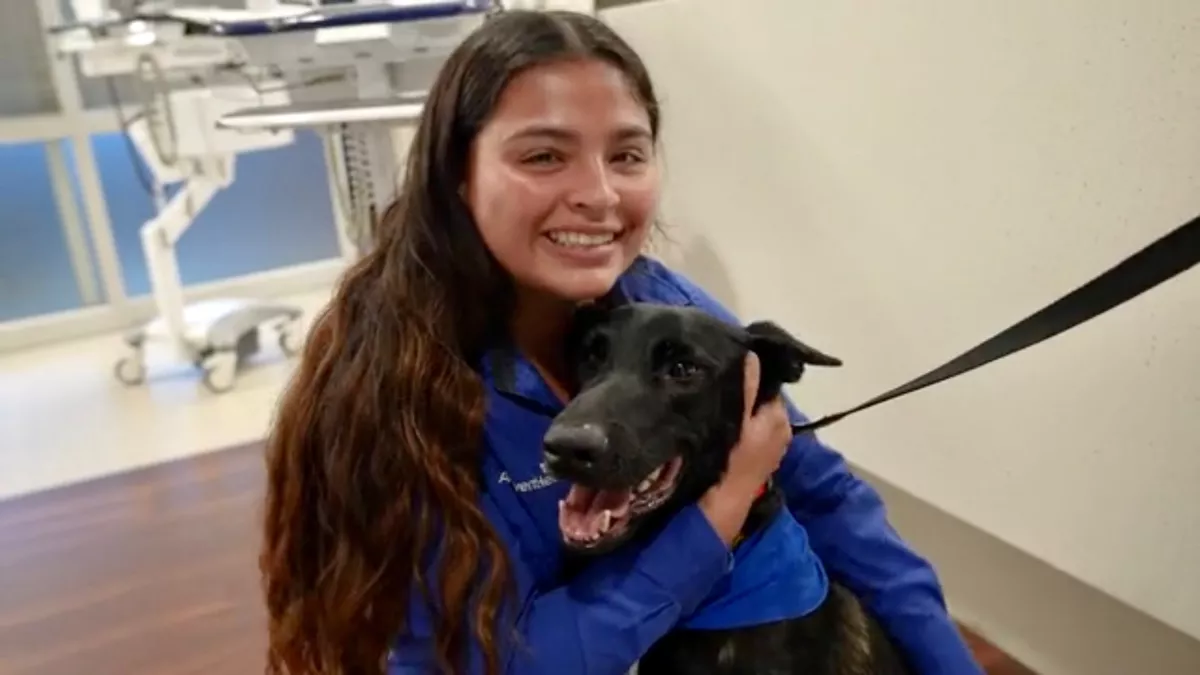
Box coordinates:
[521,150,562,165]
[667,360,699,380]
[612,150,647,165]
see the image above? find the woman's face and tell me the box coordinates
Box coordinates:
[464,58,659,305]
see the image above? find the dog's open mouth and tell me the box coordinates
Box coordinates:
[558,456,684,549]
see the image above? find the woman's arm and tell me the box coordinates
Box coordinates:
[657,263,983,674]
[388,501,732,674]
[775,405,984,675]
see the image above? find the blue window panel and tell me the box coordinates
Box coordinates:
[86,129,342,297]
[0,142,83,322]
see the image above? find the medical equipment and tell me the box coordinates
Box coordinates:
[46,0,494,393]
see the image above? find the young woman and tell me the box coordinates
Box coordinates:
[261,9,983,675]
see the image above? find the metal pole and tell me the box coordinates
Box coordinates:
[44,138,102,306]
[35,0,130,308]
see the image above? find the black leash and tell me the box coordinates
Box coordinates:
[793,211,1200,435]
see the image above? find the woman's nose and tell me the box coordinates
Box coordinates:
[567,160,620,215]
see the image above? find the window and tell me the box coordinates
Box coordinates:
[0,140,98,322]
[85,129,342,297]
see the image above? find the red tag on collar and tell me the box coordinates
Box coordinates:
[731,483,772,549]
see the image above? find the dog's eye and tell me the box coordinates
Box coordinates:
[653,339,701,381]
[666,359,699,380]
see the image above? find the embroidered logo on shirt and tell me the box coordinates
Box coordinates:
[497,461,559,493]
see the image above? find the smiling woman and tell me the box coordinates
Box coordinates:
[260,9,982,675]
[465,56,660,308]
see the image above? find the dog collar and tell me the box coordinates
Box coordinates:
[731,479,773,549]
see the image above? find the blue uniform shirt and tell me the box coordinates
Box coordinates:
[681,507,829,631]
[388,256,984,675]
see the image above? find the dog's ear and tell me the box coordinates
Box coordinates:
[565,303,611,362]
[745,320,842,404]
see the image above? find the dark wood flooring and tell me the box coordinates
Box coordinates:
[0,442,1035,675]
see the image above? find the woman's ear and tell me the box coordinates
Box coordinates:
[745,320,841,404]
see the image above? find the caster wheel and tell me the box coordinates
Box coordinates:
[278,322,302,357]
[114,355,146,386]
[201,353,238,394]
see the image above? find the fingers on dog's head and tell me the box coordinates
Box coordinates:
[742,351,762,420]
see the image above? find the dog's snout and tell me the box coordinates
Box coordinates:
[543,423,608,470]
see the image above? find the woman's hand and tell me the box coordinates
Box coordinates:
[698,352,793,546]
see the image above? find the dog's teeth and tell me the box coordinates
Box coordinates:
[600,509,612,533]
[636,466,664,493]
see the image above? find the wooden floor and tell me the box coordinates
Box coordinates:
[0,442,1036,675]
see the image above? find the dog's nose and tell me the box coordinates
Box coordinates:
[543,423,608,469]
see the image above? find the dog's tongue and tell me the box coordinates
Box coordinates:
[559,486,633,540]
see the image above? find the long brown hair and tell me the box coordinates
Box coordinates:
[260,10,661,675]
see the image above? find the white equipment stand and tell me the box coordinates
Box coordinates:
[117,139,308,393]
[213,1,494,255]
[46,0,494,393]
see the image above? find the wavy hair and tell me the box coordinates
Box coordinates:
[260,10,661,675]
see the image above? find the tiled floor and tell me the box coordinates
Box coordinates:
[0,288,333,501]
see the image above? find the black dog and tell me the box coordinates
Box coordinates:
[543,302,910,675]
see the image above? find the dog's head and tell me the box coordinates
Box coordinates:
[544,302,841,554]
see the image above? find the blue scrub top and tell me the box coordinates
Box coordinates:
[388,256,985,675]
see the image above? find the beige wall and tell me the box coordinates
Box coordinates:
[600,0,1200,670]
[863,463,1200,675]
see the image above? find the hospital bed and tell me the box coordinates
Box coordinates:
[45,0,500,393]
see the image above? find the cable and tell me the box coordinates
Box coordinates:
[320,127,357,244]
[105,75,157,198]
[210,63,350,98]
[134,52,179,170]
